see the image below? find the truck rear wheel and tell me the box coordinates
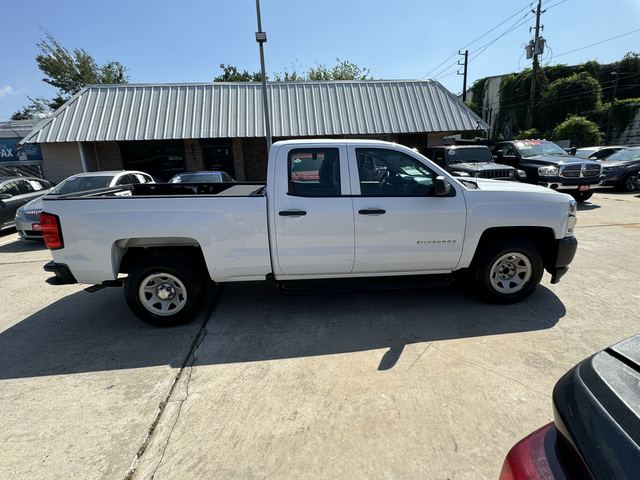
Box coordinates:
[473,239,543,304]
[124,254,206,326]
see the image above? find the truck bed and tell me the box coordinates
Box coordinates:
[42,182,271,284]
[52,182,266,199]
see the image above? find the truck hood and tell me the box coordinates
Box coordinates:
[522,154,600,167]
[601,159,638,168]
[468,178,565,195]
[449,162,515,172]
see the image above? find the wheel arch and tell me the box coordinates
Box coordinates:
[113,237,208,278]
[469,226,557,271]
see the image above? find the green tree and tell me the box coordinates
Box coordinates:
[307,59,371,81]
[213,64,264,82]
[515,128,542,140]
[552,115,602,146]
[539,72,602,131]
[12,34,128,118]
[215,59,371,83]
[10,98,52,120]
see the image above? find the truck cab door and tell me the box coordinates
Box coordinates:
[347,145,466,273]
[271,144,355,276]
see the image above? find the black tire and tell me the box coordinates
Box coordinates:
[472,238,544,304]
[124,254,207,327]
[617,172,639,192]
[570,191,593,202]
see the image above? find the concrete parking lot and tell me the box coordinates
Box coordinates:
[1,191,639,480]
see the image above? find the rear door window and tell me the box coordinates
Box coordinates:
[288,148,341,197]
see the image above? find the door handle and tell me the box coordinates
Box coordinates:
[279,209,307,217]
[358,208,386,215]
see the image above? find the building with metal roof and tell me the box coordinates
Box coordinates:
[22,80,488,182]
[0,119,44,177]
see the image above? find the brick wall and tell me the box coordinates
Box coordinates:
[95,142,123,170]
[242,138,269,181]
[231,138,246,181]
[184,139,204,171]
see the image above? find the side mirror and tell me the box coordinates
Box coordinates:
[570,147,577,155]
[495,150,503,159]
[434,176,451,196]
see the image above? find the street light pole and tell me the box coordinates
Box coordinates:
[606,70,619,145]
[255,0,272,152]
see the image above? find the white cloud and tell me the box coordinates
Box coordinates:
[0,85,15,98]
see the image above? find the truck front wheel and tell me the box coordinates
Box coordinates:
[124,255,206,326]
[473,239,543,304]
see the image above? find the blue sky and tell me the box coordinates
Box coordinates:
[1,0,639,120]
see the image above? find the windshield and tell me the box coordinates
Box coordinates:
[448,148,494,163]
[49,175,114,194]
[574,148,596,158]
[514,140,568,157]
[170,173,229,183]
[606,148,640,162]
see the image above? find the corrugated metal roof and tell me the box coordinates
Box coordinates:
[0,119,41,139]
[22,80,488,143]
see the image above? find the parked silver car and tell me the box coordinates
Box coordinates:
[15,170,154,239]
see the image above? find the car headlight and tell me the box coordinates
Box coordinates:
[567,200,577,235]
[517,169,527,179]
[538,166,559,176]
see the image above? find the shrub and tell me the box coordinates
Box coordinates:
[552,116,602,146]
[515,128,542,139]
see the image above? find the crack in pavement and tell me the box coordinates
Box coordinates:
[123,285,220,480]
[431,344,547,397]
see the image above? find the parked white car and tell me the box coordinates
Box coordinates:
[40,140,578,326]
[15,170,154,239]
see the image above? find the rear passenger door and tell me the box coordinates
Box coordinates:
[272,144,355,276]
[347,146,466,273]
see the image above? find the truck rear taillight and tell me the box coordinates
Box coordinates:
[40,212,64,250]
[499,423,581,480]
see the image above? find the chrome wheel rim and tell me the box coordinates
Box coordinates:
[489,252,532,294]
[138,272,187,316]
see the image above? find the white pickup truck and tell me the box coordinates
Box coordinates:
[40,139,578,326]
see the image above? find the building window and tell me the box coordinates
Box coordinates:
[119,141,186,181]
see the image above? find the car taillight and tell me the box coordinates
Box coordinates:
[40,212,64,250]
[500,423,574,480]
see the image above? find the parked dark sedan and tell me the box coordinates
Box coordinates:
[500,334,640,480]
[0,177,52,231]
[599,146,640,192]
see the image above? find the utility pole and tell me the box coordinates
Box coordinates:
[255,0,272,151]
[606,70,619,144]
[458,50,469,102]
[525,0,545,129]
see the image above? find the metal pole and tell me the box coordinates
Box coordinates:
[606,71,619,144]
[526,0,543,129]
[462,50,468,102]
[255,0,272,151]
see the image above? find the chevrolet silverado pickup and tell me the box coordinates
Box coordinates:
[40,139,578,326]
[492,139,604,202]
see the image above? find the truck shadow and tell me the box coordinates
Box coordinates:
[0,281,565,380]
[0,239,47,253]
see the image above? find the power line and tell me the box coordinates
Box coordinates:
[553,28,640,58]
[424,0,535,78]
[433,12,534,81]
